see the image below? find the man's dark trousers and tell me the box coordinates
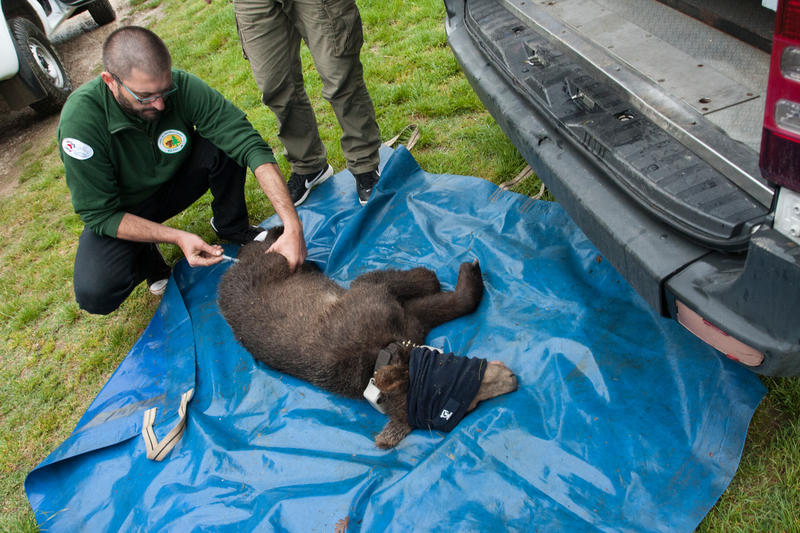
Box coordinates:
[73,136,251,315]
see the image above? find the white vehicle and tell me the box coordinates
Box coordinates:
[0,0,114,114]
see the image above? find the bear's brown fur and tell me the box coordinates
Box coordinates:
[218,227,516,447]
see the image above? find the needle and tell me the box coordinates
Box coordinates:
[221,254,239,263]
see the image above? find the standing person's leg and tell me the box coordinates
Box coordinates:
[73,137,254,314]
[293,0,381,203]
[233,0,327,175]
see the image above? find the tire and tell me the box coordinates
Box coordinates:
[88,0,116,26]
[9,17,72,115]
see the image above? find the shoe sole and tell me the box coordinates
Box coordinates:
[294,164,334,206]
[149,278,169,296]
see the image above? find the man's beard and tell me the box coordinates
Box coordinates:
[115,88,163,122]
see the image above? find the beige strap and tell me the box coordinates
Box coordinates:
[500,165,534,190]
[384,124,420,151]
[528,182,547,199]
[142,388,194,461]
[500,165,547,199]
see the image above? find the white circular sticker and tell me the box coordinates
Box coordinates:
[62,138,94,160]
[157,129,188,154]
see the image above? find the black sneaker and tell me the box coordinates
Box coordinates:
[210,217,268,244]
[354,169,380,206]
[287,164,334,206]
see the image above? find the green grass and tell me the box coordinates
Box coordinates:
[0,0,797,530]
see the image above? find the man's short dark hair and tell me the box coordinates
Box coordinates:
[103,26,171,80]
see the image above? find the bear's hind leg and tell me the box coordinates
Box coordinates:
[402,260,483,331]
[351,268,440,300]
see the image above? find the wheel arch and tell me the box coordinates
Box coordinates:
[1,0,48,33]
[0,14,71,112]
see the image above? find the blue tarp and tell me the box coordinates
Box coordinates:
[26,146,765,532]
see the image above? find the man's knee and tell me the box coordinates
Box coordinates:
[73,232,138,315]
[74,283,126,315]
[188,135,237,174]
[315,55,365,102]
[260,73,301,108]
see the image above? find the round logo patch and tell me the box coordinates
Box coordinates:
[157,129,188,154]
[62,138,94,160]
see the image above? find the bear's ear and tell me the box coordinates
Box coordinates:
[374,364,409,393]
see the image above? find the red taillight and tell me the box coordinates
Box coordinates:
[760,0,800,191]
[779,0,800,39]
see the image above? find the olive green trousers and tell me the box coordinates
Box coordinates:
[233,0,381,175]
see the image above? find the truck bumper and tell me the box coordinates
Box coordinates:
[445,0,800,375]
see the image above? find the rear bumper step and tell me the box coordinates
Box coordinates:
[462,0,770,251]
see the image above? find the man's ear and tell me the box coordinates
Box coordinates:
[100,72,115,90]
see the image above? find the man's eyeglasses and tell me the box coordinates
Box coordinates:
[111,73,177,104]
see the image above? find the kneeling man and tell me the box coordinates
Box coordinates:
[59,26,305,314]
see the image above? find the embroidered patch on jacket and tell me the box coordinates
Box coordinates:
[157,130,188,154]
[62,138,94,160]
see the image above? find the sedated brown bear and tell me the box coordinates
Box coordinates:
[217,226,517,448]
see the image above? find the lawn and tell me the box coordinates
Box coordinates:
[0,0,798,530]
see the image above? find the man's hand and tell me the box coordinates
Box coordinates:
[117,213,224,267]
[176,233,225,267]
[253,162,308,271]
[267,226,307,271]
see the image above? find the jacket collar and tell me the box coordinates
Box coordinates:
[97,78,146,134]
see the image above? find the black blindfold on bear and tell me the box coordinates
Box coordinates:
[406,346,487,432]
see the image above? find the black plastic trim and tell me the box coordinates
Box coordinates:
[666,228,800,376]
[445,0,800,375]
